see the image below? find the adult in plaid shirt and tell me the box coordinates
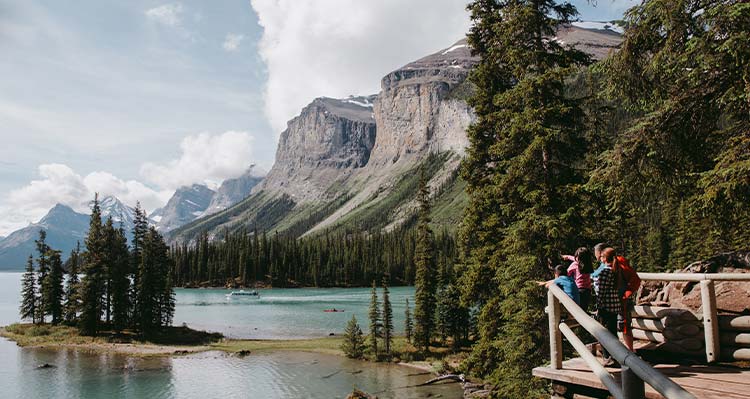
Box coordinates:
[596,247,640,365]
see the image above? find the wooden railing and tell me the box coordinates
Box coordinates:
[547,272,750,399]
[547,284,695,399]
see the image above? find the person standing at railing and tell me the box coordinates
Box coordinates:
[538,265,581,305]
[591,242,609,296]
[563,247,594,311]
[596,247,641,365]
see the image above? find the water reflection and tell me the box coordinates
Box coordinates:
[1,343,460,399]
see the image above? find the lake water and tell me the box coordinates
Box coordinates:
[0,273,461,398]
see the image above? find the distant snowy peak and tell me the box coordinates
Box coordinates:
[97,196,136,227]
[572,21,624,35]
[203,166,265,217]
[151,184,215,232]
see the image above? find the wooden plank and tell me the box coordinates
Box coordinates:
[719,315,750,331]
[533,357,750,399]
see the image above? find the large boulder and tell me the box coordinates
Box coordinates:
[637,251,750,313]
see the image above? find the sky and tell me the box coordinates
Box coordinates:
[0,0,634,236]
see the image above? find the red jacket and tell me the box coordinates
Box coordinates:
[617,256,640,300]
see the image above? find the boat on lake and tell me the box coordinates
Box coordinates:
[323,308,344,313]
[226,290,260,298]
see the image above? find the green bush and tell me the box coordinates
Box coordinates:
[27,325,52,336]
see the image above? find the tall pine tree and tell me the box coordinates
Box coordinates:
[460,0,590,395]
[80,194,107,335]
[367,280,380,358]
[34,230,50,323]
[44,250,65,324]
[413,169,437,352]
[107,222,131,331]
[138,227,174,332]
[404,298,413,344]
[130,202,149,324]
[381,277,393,356]
[20,255,37,323]
[63,243,81,325]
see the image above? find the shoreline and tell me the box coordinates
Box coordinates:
[0,324,441,374]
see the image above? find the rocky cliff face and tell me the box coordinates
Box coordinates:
[368,39,477,166]
[255,95,377,201]
[204,166,264,216]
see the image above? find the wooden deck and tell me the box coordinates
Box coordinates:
[533,358,750,399]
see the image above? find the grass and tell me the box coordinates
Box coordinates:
[1,323,223,351]
[211,336,346,355]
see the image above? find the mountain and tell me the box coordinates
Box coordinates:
[203,165,265,216]
[168,26,623,243]
[151,184,216,232]
[98,196,139,232]
[0,204,89,270]
[0,196,151,270]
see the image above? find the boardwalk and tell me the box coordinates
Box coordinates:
[533,358,750,399]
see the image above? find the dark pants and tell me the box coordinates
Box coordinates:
[579,288,592,311]
[598,309,618,360]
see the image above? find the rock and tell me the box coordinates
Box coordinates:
[462,382,494,398]
[346,389,377,399]
[637,251,750,313]
[235,350,251,357]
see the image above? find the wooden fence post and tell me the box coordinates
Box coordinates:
[548,290,562,369]
[701,280,720,363]
[622,365,646,399]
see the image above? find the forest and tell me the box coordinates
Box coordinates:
[169,224,458,288]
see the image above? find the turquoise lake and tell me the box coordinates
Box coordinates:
[0,273,462,398]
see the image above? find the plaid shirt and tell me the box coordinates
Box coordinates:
[596,267,622,313]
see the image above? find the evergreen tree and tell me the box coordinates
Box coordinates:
[63,243,81,325]
[80,194,107,335]
[595,0,750,269]
[435,283,469,350]
[413,170,437,351]
[20,255,37,323]
[34,230,50,322]
[138,227,174,332]
[381,277,393,356]
[130,202,149,325]
[404,298,413,344]
[161,270,176,327]
[341,315,365,359]
[367,280,380,358]
[460,0,590,395]
[44,250,65,324]
[107,222,131,331]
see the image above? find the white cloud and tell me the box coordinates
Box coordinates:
[140,131,256,191]
[249,0,471,134]
[145,3,184,27]
[223,33,245,52]
[0,164,171,235]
